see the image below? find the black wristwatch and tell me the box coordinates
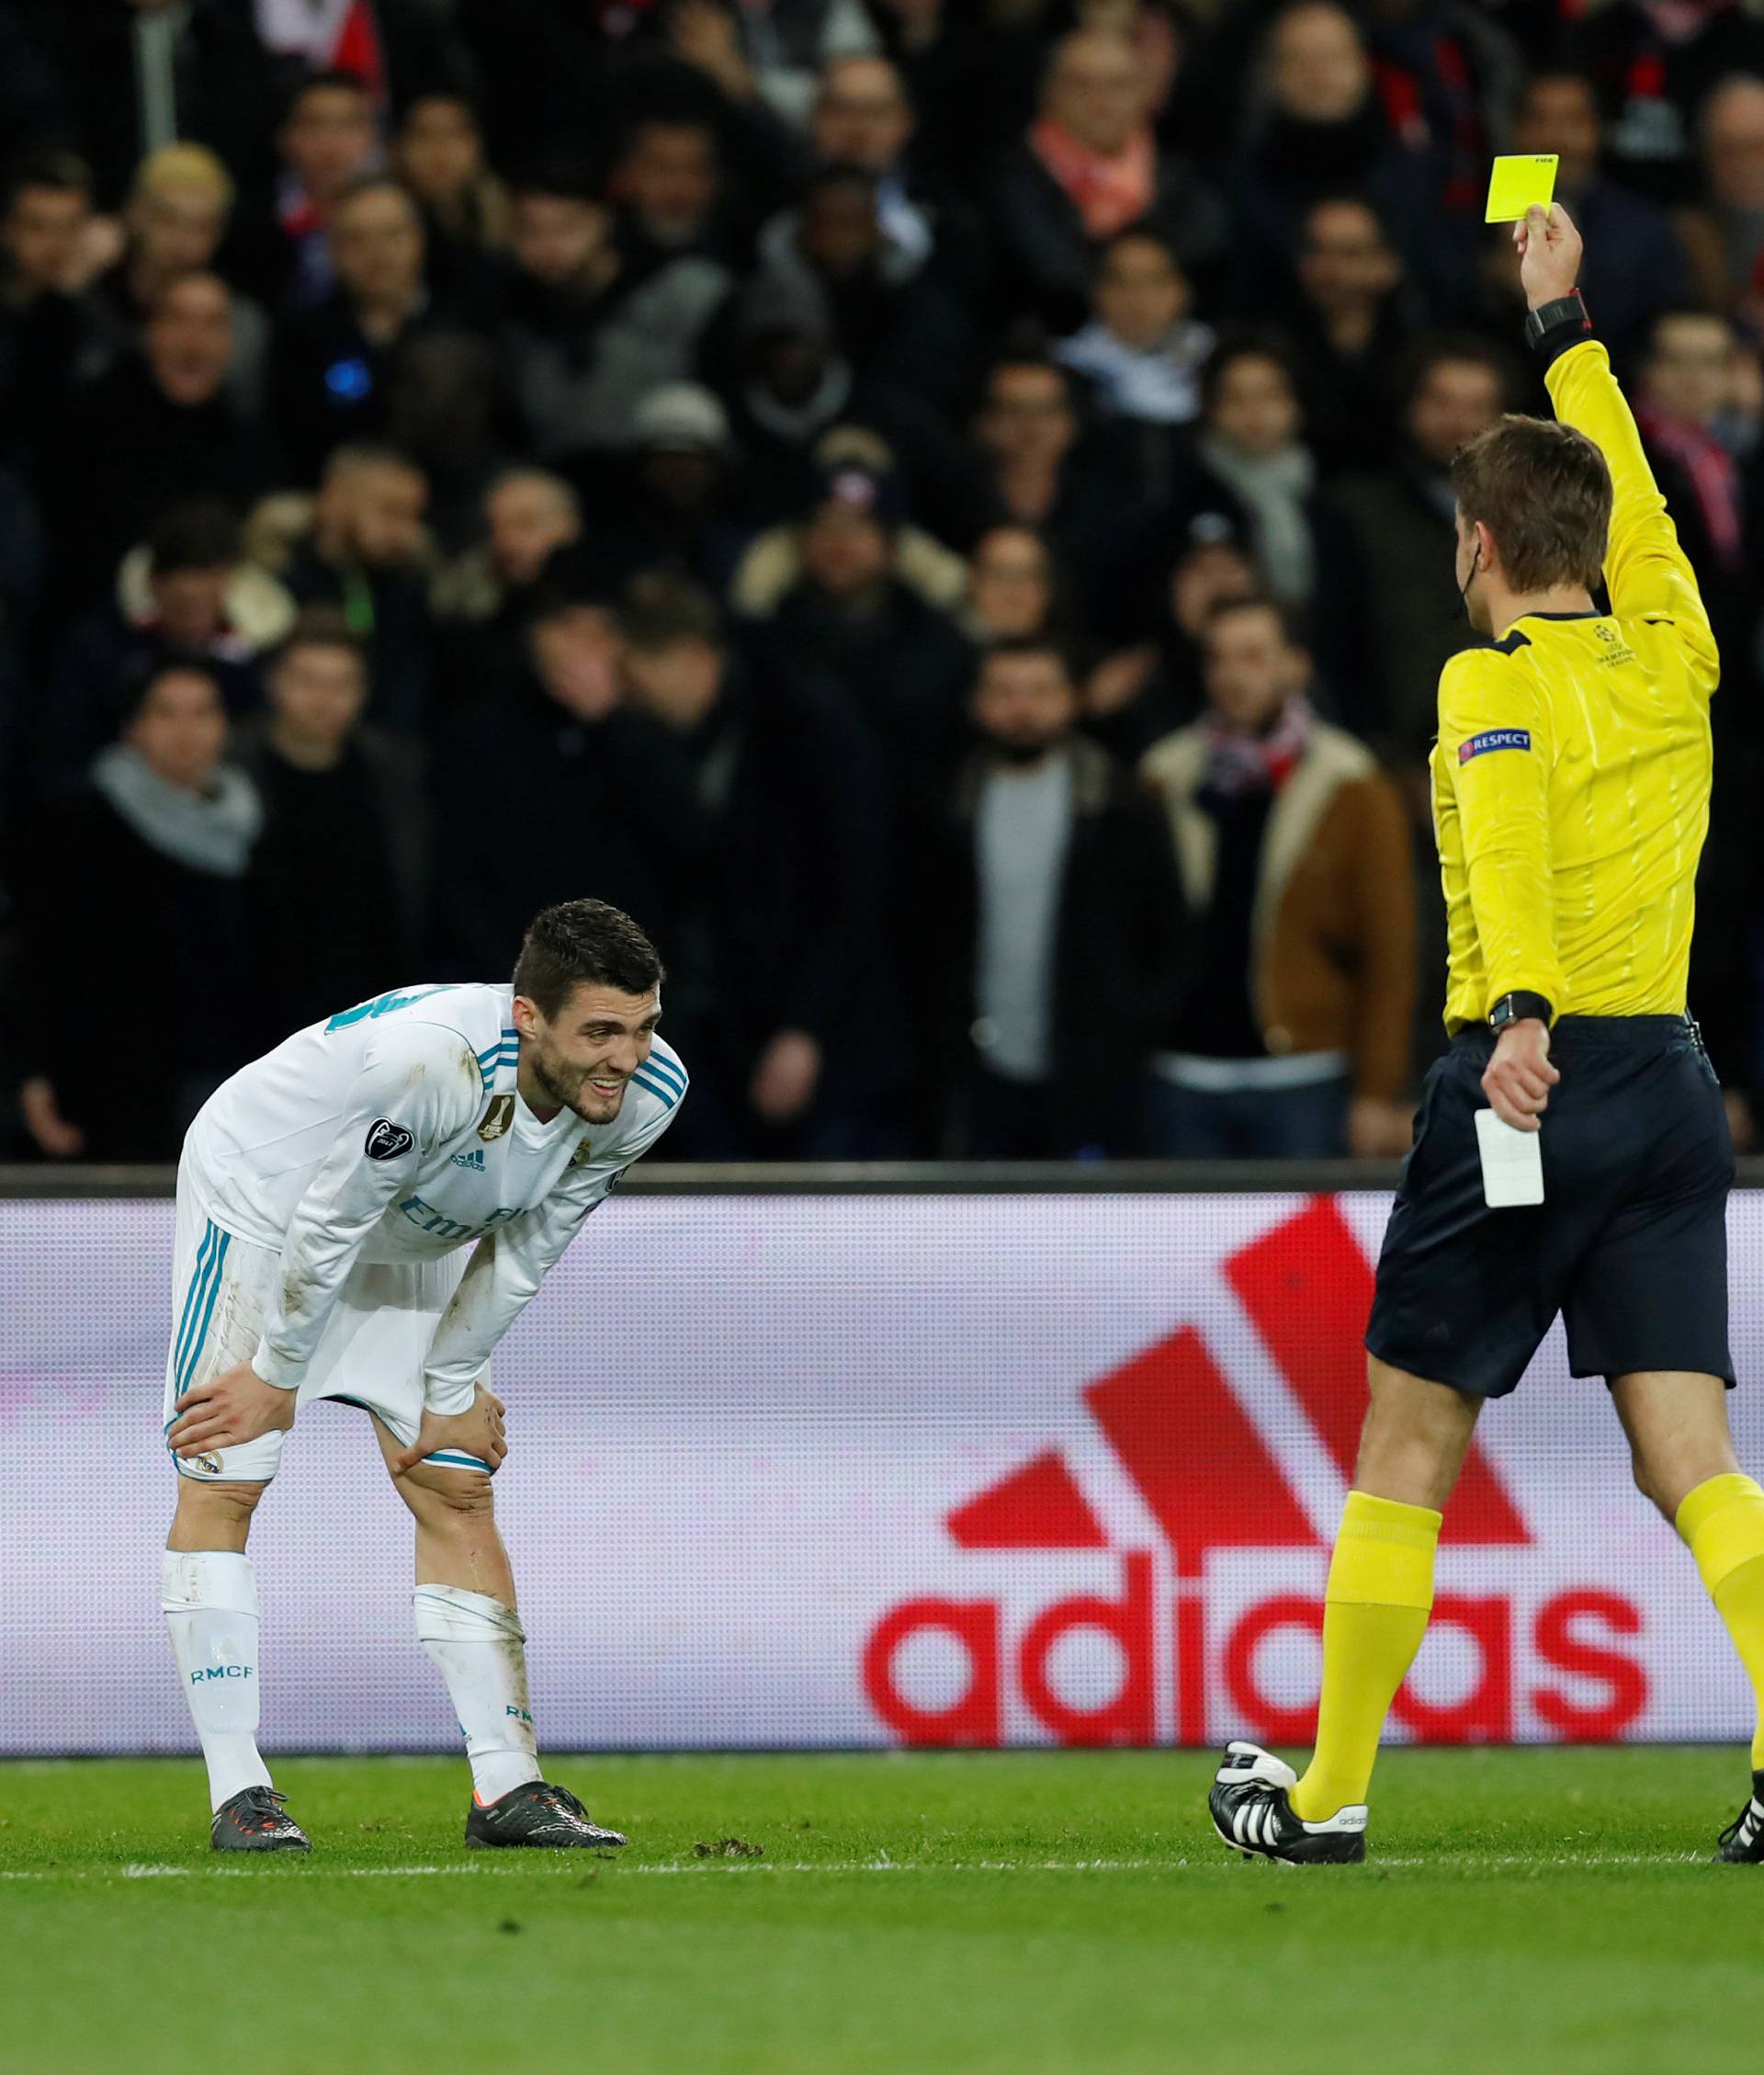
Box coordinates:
[1525,290,1591,357]
[1489,991,1555,1032]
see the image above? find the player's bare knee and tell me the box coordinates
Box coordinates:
[395,1461,496,1521]
[434,1468,496,1517]
[171,1477,265,1544]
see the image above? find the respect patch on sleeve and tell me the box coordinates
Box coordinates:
[1458,728,1532,765]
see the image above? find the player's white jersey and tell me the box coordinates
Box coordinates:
[183,981,685,1406]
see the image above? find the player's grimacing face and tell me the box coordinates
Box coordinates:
[519,984,661,1126]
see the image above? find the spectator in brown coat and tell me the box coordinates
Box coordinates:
[1140,595,1414,1160]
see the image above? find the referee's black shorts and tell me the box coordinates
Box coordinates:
[1365,1015,1735,1399]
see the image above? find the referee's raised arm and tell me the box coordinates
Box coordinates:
[1519,204,1720,685]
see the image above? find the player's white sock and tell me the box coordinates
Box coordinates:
[414,1583,544,1804]
[162,1549,274,1813]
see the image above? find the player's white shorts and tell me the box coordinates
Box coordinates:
[163,1171,486,1484]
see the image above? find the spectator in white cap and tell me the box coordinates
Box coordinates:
[632,382,732,457]
[763,456,976,785]
[571,384,748,602]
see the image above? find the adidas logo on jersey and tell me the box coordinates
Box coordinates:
[452,1148,486,1172]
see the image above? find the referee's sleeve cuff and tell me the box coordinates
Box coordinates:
[1527,291,1595,370]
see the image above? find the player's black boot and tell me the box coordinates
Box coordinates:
[465,1780,627,1850]
[1714,1771,1764,1862]
[1208,1741,1368,1865]
[210,1786,311,1853]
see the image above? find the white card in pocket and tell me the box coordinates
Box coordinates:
[1474,1107,1545,1208]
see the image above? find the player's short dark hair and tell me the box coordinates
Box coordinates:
[1450,414,1611,593]
[513,900,665,1015]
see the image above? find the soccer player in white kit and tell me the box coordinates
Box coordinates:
[161,900,685,1852]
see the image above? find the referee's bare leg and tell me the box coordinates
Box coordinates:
[1611,1375,1764,1808]
[1289,1362,1758,1825]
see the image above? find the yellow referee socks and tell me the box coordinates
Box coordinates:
[1289,1491,1442,1824]
[1677,1474,1764,1770]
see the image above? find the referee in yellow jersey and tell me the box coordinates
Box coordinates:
[1211,204,1764,1866]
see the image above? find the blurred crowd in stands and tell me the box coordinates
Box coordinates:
[0,0,1760,1162]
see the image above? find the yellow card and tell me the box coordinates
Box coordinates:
[1485,153,1558,223]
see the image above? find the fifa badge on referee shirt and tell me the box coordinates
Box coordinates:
[478,1094,515,1142]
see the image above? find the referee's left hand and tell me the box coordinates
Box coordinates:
[1483,1020,1560,1132]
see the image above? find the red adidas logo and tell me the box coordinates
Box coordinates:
[862,1200,1647,1748]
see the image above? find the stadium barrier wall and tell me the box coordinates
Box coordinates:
[7,1166,1764,1756]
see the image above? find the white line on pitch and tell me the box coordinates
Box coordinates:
[0,1851,1713,1883]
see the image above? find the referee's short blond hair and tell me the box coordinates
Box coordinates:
[130,142,235,212]
[1450,414,1612,593]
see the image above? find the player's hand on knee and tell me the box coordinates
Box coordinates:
[167,1360,297,1458]
[391,1386,507,1477]
[1482,1021,1560,1132]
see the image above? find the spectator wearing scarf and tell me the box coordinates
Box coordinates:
[1140,596,1414,1162]
[987,28,1226,333]
[17,662,262,1162]
[1634,310,1759,681]
[1189,333,1385,741]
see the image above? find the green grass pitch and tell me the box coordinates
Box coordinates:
[1,1748,1758,2075]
